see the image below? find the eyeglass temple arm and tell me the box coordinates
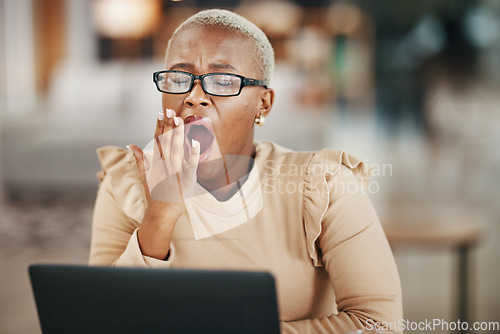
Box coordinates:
[244,78,267,88]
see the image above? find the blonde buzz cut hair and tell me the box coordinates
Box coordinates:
[166,9,275,86]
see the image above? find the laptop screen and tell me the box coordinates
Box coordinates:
[29,264,281,334]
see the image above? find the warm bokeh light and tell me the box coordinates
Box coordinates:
[238,1,302,37]
[326,2,364,35]
[92,0,161,39]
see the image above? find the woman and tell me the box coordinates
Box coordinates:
[89,9,402,333]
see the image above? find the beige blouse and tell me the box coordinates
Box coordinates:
[89,140,402,333]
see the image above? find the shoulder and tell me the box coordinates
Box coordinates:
[96,146,135,179]
[307,148,372,188]
[254,140,313,174]
[96,146,146,223]
[254,140,371,185]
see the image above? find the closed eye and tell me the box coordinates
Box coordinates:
[208,75,239,86]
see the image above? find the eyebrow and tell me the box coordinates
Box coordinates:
[208,63,237,71]
[168,62,238,72]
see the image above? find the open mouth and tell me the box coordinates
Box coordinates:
[184,115,215,163]
[186,124,214,154]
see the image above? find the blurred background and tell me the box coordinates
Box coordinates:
[1,0,499,333]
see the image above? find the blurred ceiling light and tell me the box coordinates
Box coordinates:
[412,15,445,57]
[393,14,445,69]
[238,1,301,37]
[286,27,331,70]
[326,2,363,35]
[93,0,161,39]
[464,6,500,48]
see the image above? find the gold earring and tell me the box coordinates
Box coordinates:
[254,115,265,127]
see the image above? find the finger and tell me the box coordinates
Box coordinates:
[127,145,151,200]
[160,109,176,162]
[163,108,176,129]
[185,139,200,168]
[154,111,166,159]
[154,110,166,139]
[151,137,167,173]
[179,139,200,200]
[170,116,185,172]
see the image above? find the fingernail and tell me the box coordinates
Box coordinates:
[126,145,133,155]
[158,112,164,121]
[174,117,179,126]
[166,109,173,118]
[191,139,199,148]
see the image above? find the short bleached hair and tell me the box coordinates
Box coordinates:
[166,9,274,86]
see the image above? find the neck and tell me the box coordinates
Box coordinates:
[197,146,256,202]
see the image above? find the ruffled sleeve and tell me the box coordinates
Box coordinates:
[303,149,371,267]
[90,146,172,267]
[96,146,147,223]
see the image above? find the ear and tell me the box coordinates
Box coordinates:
[256,88,275,118]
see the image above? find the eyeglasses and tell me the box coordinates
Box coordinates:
[153,70,267,97]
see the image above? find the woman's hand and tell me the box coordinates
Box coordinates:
[128,109,200,260]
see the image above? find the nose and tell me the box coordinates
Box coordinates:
[184,80,211,108]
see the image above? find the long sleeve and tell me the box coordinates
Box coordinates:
[89,146,174,268]
[283,151,403,333]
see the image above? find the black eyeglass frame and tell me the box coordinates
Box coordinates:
[153,70,267,97]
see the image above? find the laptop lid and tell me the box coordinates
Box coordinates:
[29,264,281,334]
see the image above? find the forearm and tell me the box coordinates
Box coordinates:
[280,312,362,334]
[137,201,182,260]
[281,308,390,334]
[281,294,401,334]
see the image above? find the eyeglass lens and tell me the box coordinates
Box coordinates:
[157,72,242,96]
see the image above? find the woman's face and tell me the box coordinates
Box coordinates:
[162,25,273,178]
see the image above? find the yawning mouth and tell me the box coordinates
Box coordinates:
[184,115,215,163]
[187,124,214,153]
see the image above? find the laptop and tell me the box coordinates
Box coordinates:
[29,264,281,334]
